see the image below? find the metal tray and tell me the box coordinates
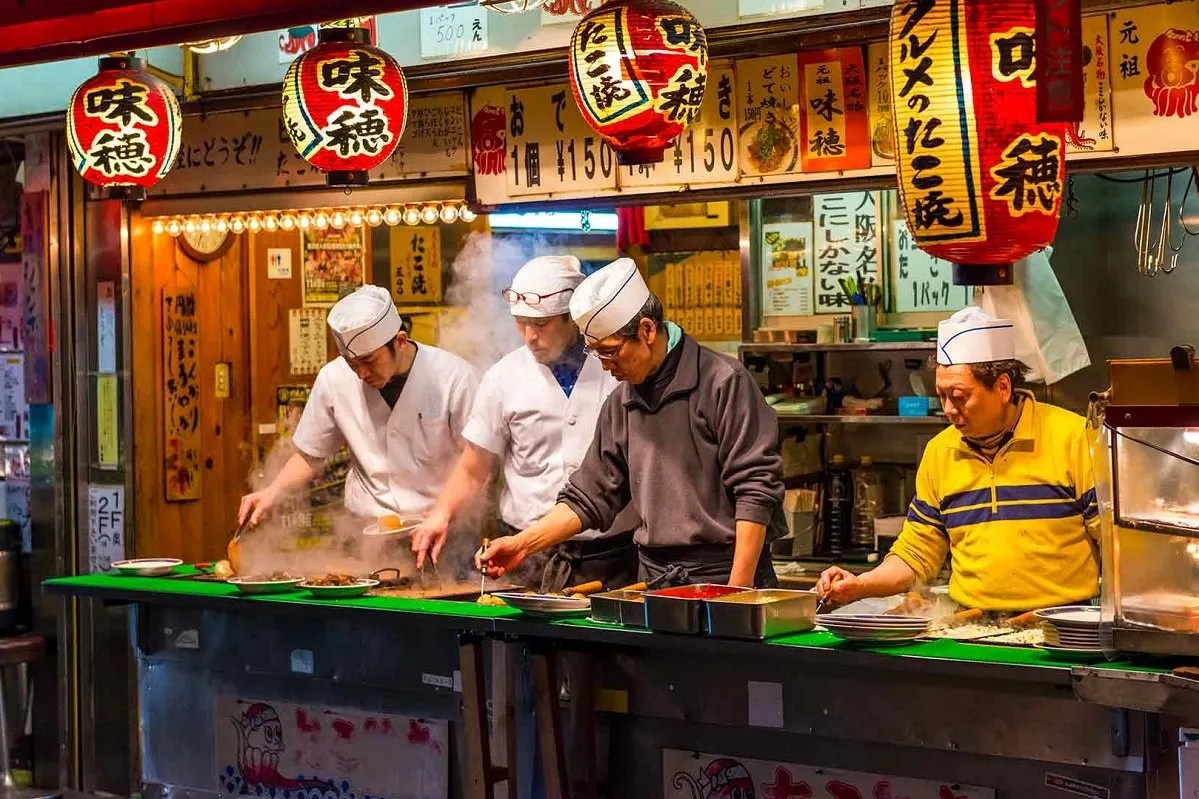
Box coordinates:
[590,589,646,627]
[706,589,817,640]
[643,584,748,635]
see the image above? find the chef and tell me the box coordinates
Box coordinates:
[411,255,638,590]
[478,258,786,588]
[816,307,1100,612]
[238,285,478,527]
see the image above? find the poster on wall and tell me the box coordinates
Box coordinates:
[663,749,995,799]
[288,309,329,376]
[0,261,21,350]
[87,485,125,573]
[162,288,201,502]
[276,386,311,439]
[391,227,444,304]
[301,227,366,307]
[215,697,448,799]
[1067,14,1115,154]
[798,47,871,173]
[812,191,881,314]
[891,220,972,313]
[761,222,814,317]
[737,55,802,177]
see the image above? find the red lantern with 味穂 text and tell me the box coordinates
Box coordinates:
[568,0,708,166]
[66,56,182,201]
[890,0,1066,285]
[282,27,408,187]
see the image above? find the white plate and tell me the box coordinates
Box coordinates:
[362,517,424,537]
[227,576,305,595]
[1035,643,1107,660]
[491,592,590,617]
[828,631,924,644]
[111,558,183,577]
[1034,606,1102,627]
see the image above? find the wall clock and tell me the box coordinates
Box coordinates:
[177,228,234,263]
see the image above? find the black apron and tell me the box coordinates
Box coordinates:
[495,522,639,592]
[637,543,778,589]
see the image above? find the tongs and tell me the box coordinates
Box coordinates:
[231,515,251,543]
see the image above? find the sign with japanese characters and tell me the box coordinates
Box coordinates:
[420,3,489,60]
[1109,1,1199,157]
[391,227,444,305]
[301,227,366,307]
[663,749,994,799]
[288,309,329,375]
[891,220,972,313]
[619,63,740,189]
[761,222,814,317]
[738,0,822,16]
[88,485,125,573]
[737,55,801,177]
[1067,14,1114,154]
[866,41,895,163]
[812,191,880,314]
[798,47,871,172]
[162,288,201,502]
[1036,0,1085,122]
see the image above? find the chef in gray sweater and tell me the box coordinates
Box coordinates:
[479,258,785,588]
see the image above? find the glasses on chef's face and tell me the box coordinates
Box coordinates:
[501,287,574,306]
[584,337,631,362]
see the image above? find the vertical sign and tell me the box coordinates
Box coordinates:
[813,192,881,314]
[288,309,329,376]
[97,281,118,373]
[798,48,872,172]
[162,289,201,502]
[892,220,972,313]
[88,485,125,573]
[0,261,21,350]
[761,222,815,317]
[1036,0,1085,122]
[20,192,49,403]
[420,4,489,60]
[97,374,119,467]
[737,55,801,176]
[866,41,895,162]
[0,355,24,440]
[301,227,366,307]
[391,227,444,304]
[1068,14,1114,153]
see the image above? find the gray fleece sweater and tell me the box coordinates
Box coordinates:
[558,334,786,548]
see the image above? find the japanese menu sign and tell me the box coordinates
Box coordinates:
[391,227,444,304]
[737,55,801,177]
[163,288,201,502]
[619,64,740,189]
[812,191,881,314]
[420,3,489,60]
[761,222,814,317]
[88,485,125,573]
[301,227,366,307]
[1067,14,1114,154]
[798,48,871,173]
[1109,1,1199,157]
[892,220,972,313]
[866,41,896,162]
[288,309,329,375]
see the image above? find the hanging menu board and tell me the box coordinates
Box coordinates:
[736,54,802,178]
[761,222,814,317]
[162,288,201,502]
[812,191,881,314]
[891,220,972,313]
[391,226,444,304]
[797,47,871,173]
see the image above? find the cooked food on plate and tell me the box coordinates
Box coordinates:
[379,514,407,531]
[242,572,298,582]
[213,560,235,580]
[306,573,359,587]
[477,594,507,606]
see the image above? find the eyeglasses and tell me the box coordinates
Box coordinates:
[584,338,628,362]
[501,287,574,306]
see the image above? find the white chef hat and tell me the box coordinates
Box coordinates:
[327,285,402,359]
[569,258,651,343]
[507,255,586,318]
[937,306,1016,366]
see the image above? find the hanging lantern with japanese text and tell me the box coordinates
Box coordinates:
[66,56,182,201]
[282,27,408,187]
[568,0,708,166]
[890,0,1066,285]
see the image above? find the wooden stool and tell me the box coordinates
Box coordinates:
[0,636,58,799]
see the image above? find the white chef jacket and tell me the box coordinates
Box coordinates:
[292,344,478,520]
[463,346,618,538]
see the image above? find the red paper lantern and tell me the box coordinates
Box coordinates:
[282,27,408,187]
[66,56,182,201]
[568,0,708,166]
[890,0,1066,285]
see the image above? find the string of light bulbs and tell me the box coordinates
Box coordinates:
[149,202,480,237]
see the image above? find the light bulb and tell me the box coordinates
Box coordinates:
[298,214,312,230]
[349,210,364,227]
[166,220,182,237]
[247,216,262,233]
[230,217,246,234]
[439,204,459,224]
[152,220,165,235]
[421,205,440,225]
[460,205,477,223]
[216,218,229,233]
[366,209,383,227]
[331,211,346,229]
[280,215,296,231]
[200,219,212,233]
[263,215,279,232]
[402,207,421,226]
[184,219,197,234]
[314,213,329,230]
[384,208,402,226]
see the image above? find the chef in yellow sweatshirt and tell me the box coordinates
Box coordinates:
[817,307,1100,612]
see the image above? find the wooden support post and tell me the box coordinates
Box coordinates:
[531,649,569,799]
[567,652,598,799]
[459,634,495,799]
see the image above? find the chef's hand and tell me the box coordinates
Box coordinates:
[815,566,865,606]
[238,487,278,528]
[476,535,529,578]
[411,514,449,570]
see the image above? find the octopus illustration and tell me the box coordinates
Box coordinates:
[673,758,757,799]
[230,703,334,794]
[471,105,507,177]
[1144,29,1199,119]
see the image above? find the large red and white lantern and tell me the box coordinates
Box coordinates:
[890,0,1066,285]
[282,27,408,187]
[568,0,708,166]
[66,56,183,201]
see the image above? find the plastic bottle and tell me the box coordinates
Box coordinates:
[852,456,881,550]
[822,454,853,558]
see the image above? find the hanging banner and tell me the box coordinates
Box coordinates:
[812,191,881,314]
[1067,14,1114,154]
[390,226,444,305]
[892,220,973,313]
[866,41,895,163]
[737,55,802,177]
[1109,1,1199,157]
[798,47,872,173]
[301,227,366,308]
[1036,0,1085,122]
[162,288,201,502]
[761,222,814,317]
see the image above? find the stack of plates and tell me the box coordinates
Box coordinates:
[1033,605,1108,657]
[817,613,932,645]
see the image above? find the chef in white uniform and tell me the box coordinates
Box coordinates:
[411,255,638,591]
[238,285,478,528]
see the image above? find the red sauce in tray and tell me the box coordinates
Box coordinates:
[646,584,747,600]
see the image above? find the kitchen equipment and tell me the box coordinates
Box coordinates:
[227,576,304,595]
[643,584,748,634]
[590,589,645,625]
[479,537,490,596]
[564,580,604,597]
[111,558,183,577]
[300,578,380,598]
[490,592,590,618]
[706,589,817,639]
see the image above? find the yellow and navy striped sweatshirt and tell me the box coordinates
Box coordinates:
[888,393,1100,611]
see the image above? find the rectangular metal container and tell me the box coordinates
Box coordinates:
[705,589,818,640]
[644,584,748,634]
[590,589,646,627]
